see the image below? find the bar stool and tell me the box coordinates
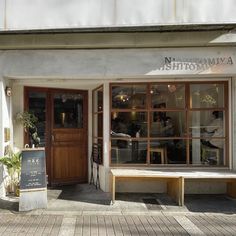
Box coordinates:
[150,147,167,164]
[202,146,220,165]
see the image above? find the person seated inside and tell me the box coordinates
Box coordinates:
[151,114,164,136]
[162,116,174,137]
[201,111,223,149]
[111,117,131,148]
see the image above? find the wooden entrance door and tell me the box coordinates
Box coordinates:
[50,89,88,185]
[25,87,88,185]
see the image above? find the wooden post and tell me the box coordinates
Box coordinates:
[227,180,236,198]
[167,177,184,206]
[110,172,116,204]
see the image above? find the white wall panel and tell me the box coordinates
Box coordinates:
[5,0,114,30]
[1,0,236,31]
[115,0,176,25]
[183,0,236,24]
[0,0,5,30]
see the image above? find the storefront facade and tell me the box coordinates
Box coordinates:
[0,0,236,196]
[0,45,235,194]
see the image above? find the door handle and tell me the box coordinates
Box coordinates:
[51,135,55,142]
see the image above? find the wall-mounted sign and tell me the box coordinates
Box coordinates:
[4,128,10,142]
[161,56,233,71]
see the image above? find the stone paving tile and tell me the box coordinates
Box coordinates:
[58,216,76,236]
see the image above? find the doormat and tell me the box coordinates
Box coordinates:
[142,198,162,210]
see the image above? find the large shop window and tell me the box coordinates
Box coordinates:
[92,86,103,164]
[110,82,228,166]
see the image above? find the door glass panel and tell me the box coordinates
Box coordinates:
[28,92,46,147]
[54,93,83,128]
[190,83,224,108]
[93,88,103,112]
[93,113,103,137]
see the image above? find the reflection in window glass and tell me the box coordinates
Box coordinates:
[112,85,147,109]
[111,139,147,164]
[190,84,224,108]
[151,84,185,108]
[150,111,185,137]
[150,139,186,164]
[150,140,186,164]
[93,88,103,112]
[54,93,83,128]
[189,111,224,137]
[111,112,147,137]
[29,92,46,147]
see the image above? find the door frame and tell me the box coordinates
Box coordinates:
[24,86,88,185]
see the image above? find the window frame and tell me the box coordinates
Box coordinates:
[109,81,229,167]
[92,85,104,165]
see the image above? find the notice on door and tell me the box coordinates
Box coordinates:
[20,148,46,190]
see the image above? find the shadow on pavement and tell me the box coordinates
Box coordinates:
[48,183,111,205]
[184,194,236,214]
[0,197,19,212]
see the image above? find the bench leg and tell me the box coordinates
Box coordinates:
[167,177,184,206]
[110,174,116,204]
[227,181,236,198]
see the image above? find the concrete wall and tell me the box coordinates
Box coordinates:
[116,180,226,194]
[1,0,236,31]
[0,80,4,197]
[0,77,12,197]
[1,31,236,50]
[0,48,236,78]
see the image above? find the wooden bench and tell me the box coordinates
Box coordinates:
[110,169,236,206]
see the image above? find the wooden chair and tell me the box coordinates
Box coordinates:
[202,146,220,165]
[150,147,167,164]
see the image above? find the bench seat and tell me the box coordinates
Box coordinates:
[110,169,236,206]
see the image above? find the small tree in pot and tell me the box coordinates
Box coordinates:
[15,111,40,147]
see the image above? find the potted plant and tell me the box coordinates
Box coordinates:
[0,149,22,196]
[15,111,40,147]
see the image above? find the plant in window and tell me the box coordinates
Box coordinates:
[16,111,40,147]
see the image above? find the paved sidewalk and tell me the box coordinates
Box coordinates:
[0,184,236,235]
[0,212,236,235]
